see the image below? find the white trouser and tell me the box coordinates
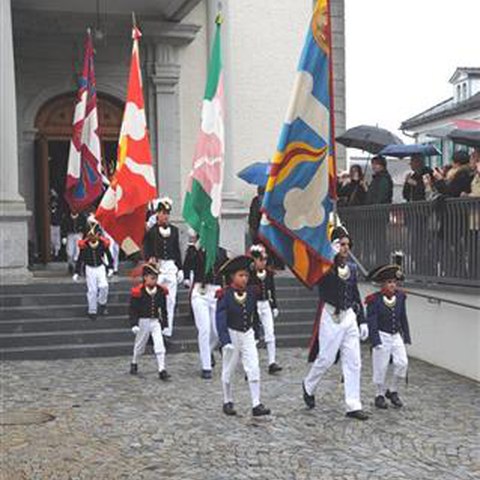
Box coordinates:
[132,318,166,371]
[191,283,220,370]
[372,331,408,396]
[50,225,61,256]
[157,260,178,337]
[222,329,261,408]
[66,233,82,266]
[85,265,108,314]
[257,300,276,365]
[304,305,362,412]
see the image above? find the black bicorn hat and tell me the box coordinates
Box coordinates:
[156,197,173,213]
[330,225,352,244]
[218,255,254,278]
[367,264,405,283]
[142,262,160,277]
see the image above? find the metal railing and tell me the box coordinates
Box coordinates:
[339,197,480,287]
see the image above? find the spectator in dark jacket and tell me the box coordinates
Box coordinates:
[366,156,393,205]
[402,154,433,202]
[338,164,367,207]
[432,150,472,197]
[248,186,265,244]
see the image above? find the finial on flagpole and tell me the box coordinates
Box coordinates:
[215,1,223,25]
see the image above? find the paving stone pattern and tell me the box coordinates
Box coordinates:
[1,348,479,480]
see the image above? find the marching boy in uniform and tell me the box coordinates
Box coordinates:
[143,197,183,339]
[302,226,370,421]
[216,256,271,417]
[129,263,171,381]
[249,244,282,375]
[73,221,113,320]
[366,264,411,409]
[183,231,228,379]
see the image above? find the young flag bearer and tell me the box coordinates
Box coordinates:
[248,244,282,374]
[216,256,271,417]
[302,226,369,421]
[366,264,411,409]
[73,220,113,320]
[129,263,171,381]
[183,230,228,379]
[143,197,183,339]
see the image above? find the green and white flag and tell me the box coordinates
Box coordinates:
[182,16,224,272]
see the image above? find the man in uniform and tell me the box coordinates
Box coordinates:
[302,226,369,421]
[143,197,183,339]
[183,230,228,379]
[62,211,86,274]
[366,264,411,409]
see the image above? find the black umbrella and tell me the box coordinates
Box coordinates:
[448,129,480,148]
[336,125,404,154]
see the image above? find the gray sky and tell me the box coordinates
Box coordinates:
[345,0,480,138]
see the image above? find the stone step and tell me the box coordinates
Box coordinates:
[0,319,314,349]
[0,297,317,321]
[0,333,311,361]
[0,310,315,336]
[0,285,316,307]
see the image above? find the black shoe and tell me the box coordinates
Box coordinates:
[223,402,237,416]
[375,395,388,409]
[98,304,108,316]
[252,403,271,417]
[386,390,403,408]
[68,265,74,275]
[268,363,283,375]
[211,353,216,368]
[201,369,212,380]
[88,313,97,321]
[130,363,138,375]
[302,382,315,409]
[159,370,171,381]
[346,410,369,421]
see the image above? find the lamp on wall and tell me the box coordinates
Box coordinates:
[94,0,107,44]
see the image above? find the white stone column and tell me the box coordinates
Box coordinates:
[0,0,31,280]
[150,43,182,216]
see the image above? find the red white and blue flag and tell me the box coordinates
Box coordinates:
[64,29,103,213]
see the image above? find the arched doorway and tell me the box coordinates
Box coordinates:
[34,92,123,263]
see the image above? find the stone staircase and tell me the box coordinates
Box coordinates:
[0,276,318,360]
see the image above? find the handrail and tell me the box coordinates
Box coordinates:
[349,251,480,312]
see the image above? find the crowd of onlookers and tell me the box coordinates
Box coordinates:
[337,148,480,206]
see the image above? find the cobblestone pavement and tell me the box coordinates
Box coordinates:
[1,347,479,480]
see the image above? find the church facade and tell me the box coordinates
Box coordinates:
[0,0,346,278]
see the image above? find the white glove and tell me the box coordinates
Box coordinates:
[131,326,140,335]
[107,269,114,278]
[61,237,67,246]
[183,279,191,289]
[331,239,341,254]
[72,273,80,282]
[176,270,184,284]
[359,323,369,341]
[272,308,279,319]
[223,343,234,351]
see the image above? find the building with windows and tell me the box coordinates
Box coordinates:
[401,67,480,167]
[0,0,346,278]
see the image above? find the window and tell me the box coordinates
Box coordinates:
[463,83,468,100]
[457,84,462,102]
